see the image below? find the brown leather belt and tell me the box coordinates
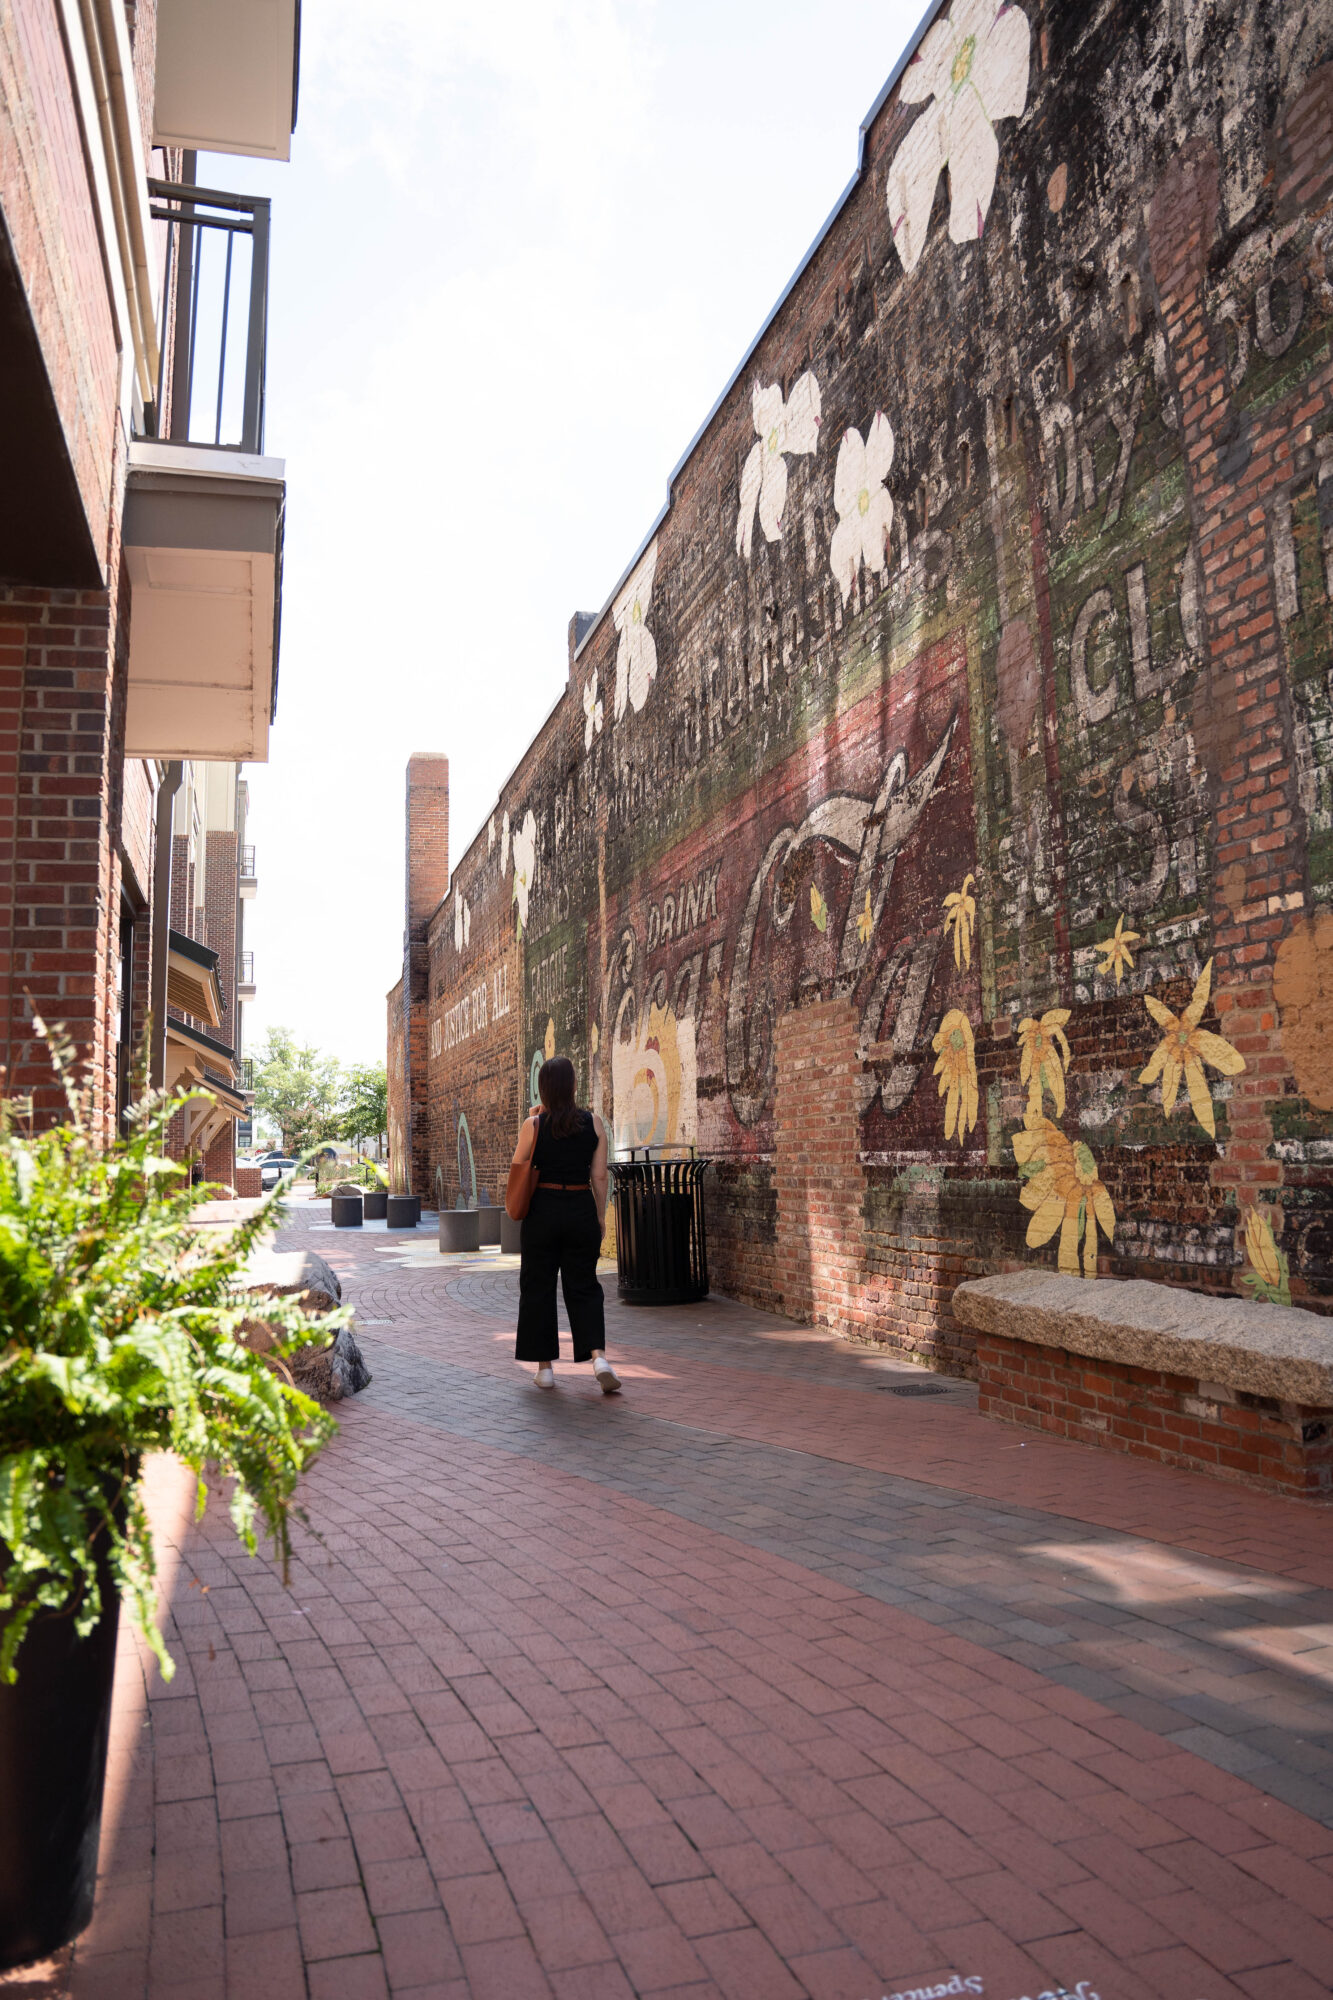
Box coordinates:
[538,1181,590,1191]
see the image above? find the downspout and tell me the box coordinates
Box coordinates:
[149,762,182,1090]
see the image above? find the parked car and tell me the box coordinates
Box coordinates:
[259,1157,298,1191]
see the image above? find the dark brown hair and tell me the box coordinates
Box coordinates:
[537,1056,581,1138]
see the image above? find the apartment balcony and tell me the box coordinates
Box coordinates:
[240,844,258,898]
[238,951,257,1001]
[124,183,284,764]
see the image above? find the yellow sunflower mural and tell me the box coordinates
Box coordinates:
[1017,1008,1071,1117]
[942,874,976,969]
[1241,1205,1291,1307]
[1138,958,1245,1139]
[1096,913,1139,986]
[932,1008,978,1145]
[1012,1109,1116,1278]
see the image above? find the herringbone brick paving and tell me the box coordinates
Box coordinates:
[25,1200,1333,1999]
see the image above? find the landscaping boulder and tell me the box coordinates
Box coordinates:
[239,1248,371,1401]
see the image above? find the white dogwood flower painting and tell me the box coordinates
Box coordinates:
[887,0,1031,275]
[583,670,604,751]
[736,372,822,561]
[830,414,895,606]
[511,810,537,933]
[453,893,471,953]
[612,540,658,722]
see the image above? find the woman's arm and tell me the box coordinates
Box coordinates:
[591,1114,609,1228]
[512,1112,539,1165]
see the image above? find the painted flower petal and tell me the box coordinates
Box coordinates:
[887,101,947,275]
[1159,1052,1182,1119]
[961,1070,978,1136]
[1143,994,1176,1030]
[1027,1194,1065,1247]
[1183,956,1213,1029]
[971,1,1030,122]
[1092,1183,1116,1238]
[1046,1053,1066,1119]
[830,513,862,608]
[752,381,784,443]
[833,428,868,519]
[1192,1030,1246,1077]
[865,411,896,485]
[899,16,955,101]
[626,623,658,714]
[859,487,895,581]
[952,0,1003,41]
[736,440,764,560]
[1184,1057,1217,1137]
[784,371,821,455]
[613,631,631,722]
[946,85,1001,244]
[1058,1208,1082,1276]
[758,448,788,544]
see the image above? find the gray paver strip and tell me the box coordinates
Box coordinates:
[332,1247,1333,1829]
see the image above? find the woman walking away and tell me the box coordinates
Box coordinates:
[512,1057,621,1394]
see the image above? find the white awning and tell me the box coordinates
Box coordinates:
[123,443,284,761]
[153,0,299,161]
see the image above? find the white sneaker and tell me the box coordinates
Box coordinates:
[592,1355,621,1395]
[534,1365,555,1390]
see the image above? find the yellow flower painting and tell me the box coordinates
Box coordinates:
[1138,958,1245,1139]
[1012,1109,1116,1278]
[1096,913,1139,986]
[1017,1008,1071,1117]
[932,1008,978,1145]
[810,884,828,933]
[942,874,976,969]
[1241,1205,1291,1307]
[543,1017,556,1061]
[856,890,874,945]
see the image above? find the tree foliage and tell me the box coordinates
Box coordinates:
[250,1027,343,1154]
[339,1062,388,1156]
[0,1020,340,1681]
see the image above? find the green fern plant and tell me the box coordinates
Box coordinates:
[0,1018,341,1682]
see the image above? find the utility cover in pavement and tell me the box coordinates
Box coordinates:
[881,1382,950,1395]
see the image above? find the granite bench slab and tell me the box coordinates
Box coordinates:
[952,1270,1333,1407]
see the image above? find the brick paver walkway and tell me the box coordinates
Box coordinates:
[21,1200,1333,1999]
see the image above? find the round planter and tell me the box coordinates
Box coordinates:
[330,1193,363,1228]
[500,1210,524,1254]
[386,1194,420,1230]
[362,1188,388,1221]
[477,1201,501,1246]
[0,1548,120,1967]
[439,1208,480,1253]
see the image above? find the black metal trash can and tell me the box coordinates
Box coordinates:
[610,1150,709,1305]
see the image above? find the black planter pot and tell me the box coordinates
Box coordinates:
[362,1188,388,1221]
[386,1194,420,1229]
[330,1192,363,1228]
[0,1556,121,1968]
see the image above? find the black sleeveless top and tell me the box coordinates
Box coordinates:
[533,1108,597,1185]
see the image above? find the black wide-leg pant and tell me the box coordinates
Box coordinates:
[515,1190,606,1363]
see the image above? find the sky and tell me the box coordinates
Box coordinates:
[208,0,928,1067]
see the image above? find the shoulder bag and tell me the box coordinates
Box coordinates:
[505,1116,540,1221]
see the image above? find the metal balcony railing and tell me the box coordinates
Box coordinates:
[142,181,271,455]
[239,951,255,985]
[240,1057,255,1091]
[240,845,256,877]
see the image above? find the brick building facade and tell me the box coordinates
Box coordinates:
[392,0,1333,1365]
[1,1,295,1166]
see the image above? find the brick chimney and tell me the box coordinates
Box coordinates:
[400,755,449,1200]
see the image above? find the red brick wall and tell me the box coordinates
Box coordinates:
[395,12,1333,1366]
[0,0,123,568]
[0,561,130,1132]
[976,1331,1333,1499]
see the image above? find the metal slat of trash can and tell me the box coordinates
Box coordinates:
[610,1149,709,1305]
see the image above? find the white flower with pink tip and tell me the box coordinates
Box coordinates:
[830,414,895,607]
[735,372,821,562]
[888,0,1031,275]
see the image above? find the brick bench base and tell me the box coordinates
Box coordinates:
[976,1332,1333,1498]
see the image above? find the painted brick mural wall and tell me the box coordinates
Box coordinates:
[394,0,1333,1362]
